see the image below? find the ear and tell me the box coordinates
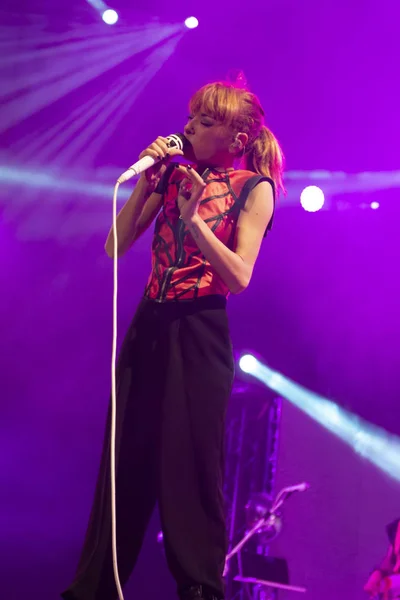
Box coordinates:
[229,132,249,155]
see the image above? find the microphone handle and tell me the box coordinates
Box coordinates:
[117,155,156,184]
[117,133,187,185]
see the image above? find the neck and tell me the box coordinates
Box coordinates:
[196,160,235,173]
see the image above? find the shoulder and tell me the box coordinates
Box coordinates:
[229,170,275,206]
[239,181,274,221]
[229,169,275,188]
[234,173,275,237]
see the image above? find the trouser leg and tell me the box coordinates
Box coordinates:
[159,305,234,599]
[62,302,165,600]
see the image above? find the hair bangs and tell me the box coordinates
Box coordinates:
[189,83,241,126]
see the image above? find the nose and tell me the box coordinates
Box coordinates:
[184,120,195,136]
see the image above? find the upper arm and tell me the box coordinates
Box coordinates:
[132,191,163,242]
[132,164,175,243]
[234,180,274,271]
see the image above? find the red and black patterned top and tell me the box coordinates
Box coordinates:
[144,165,275,302]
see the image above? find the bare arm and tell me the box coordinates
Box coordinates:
[180,176,274,294]
[105,135,183,258]
[104,177,162,258]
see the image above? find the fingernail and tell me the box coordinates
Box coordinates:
[174,164,180,168]
[166,153,170,158]
[187,165,192,170]
[157,155,161,160]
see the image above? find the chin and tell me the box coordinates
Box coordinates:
[183,141,210,164]
[191,151,213,165]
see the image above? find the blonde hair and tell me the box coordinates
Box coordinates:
[189,75,285,196]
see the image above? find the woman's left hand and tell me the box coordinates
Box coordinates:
[176,165,206,223]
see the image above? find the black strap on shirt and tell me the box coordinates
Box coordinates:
[155,164,176,196]
[236,175,276,237]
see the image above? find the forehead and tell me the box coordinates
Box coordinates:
[198,111,217,119]
[189,104,220,120]
[190,90,226,121]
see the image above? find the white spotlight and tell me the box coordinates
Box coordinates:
[102,9,118,25]
[300,185,325,212]
[370,201,380,210]
[184,16,199,29]
[239,354,258,375]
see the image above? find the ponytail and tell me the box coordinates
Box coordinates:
[244,125,285,196]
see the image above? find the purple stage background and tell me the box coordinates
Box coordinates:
[1,1,400,599]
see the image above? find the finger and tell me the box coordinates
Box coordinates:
[160,136,185,157]
[167,147,184,157]
[159,136,184,151]
[139,144,165,161]
[138,148,160,161]
[156,137,185,157]
[177,177,191,200]
[178,177,191,190]
[157,138,172,154]
[151,141,184,161]
[178,174,206,204]
[176,165,206,187]
[150,141,169,159]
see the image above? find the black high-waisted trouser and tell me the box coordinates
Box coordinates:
[62,295,234,600]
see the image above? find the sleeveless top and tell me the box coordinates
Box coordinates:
[144,165,275,303]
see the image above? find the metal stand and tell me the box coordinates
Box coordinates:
[223,388,308,599]
[225,482,309,572]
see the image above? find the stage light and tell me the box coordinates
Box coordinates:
[239,354,258,374]
[300,185,325,212]
[102,9,118,25]
[242,357,400,483]
[184,17,199,29]
[370,201,380,210]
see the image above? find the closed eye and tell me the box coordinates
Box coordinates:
[187,115,214,127]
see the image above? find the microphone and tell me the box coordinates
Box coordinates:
[117,133,187,184]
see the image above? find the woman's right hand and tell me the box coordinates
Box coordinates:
[139,136,184,186]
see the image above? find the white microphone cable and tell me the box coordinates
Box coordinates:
[109,132,187,600]
[110,179,124,600]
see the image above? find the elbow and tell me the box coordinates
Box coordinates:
[229,260,253,295]
[104,240,117,258]
[105,227,138,258]
[104,236,133,259]
[104,244,113,258]
[104,245,128,259]
[229,274,251,295]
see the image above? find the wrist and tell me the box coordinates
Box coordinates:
[183,213,202,227]
[138,174,156,198]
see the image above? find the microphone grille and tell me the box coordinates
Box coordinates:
[167,133,188,151]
